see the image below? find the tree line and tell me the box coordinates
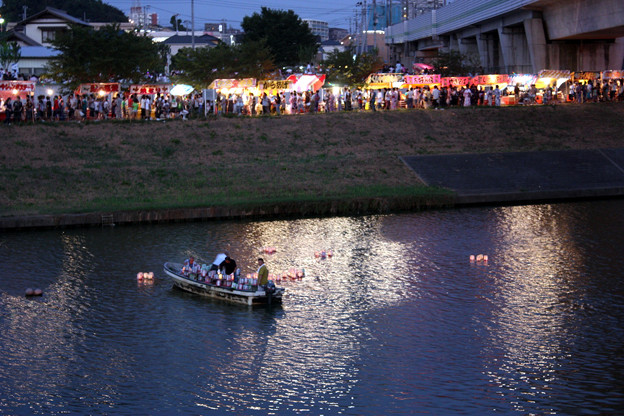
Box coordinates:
[35,7,382,91]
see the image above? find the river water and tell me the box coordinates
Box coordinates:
[1,200,624,415]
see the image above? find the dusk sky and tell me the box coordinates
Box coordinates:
[103,0,357,30]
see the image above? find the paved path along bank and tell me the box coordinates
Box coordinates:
[3,148,624,230]
[402,148,624,204]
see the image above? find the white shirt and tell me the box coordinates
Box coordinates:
[212,253,227,266]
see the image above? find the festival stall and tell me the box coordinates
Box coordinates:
[0,80,36,121]
[205,78,257,114]
[506,74,538,104]
[466,74,510,104]
[286,74,326,93]
[534,70,570,102]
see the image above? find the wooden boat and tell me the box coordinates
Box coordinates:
[163,262,284,306]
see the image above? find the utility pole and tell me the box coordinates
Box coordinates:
[22,6,28,21]
[144,5,150,30]
[372,0,377,53]
[191,0,195,49]
[361,0,368,55]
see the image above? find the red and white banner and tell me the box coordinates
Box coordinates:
[471,74,509,85]
[0,81,36,93]
[441,77,472,87]
[78,83,120,94]
[129,84,171,95]
[404,74,441,85]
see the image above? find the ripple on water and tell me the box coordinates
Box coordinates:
[2,201,624,414]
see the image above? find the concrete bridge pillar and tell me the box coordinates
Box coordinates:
[498,26,531,73]
[458,36,479,67]
[523,18,548,72]
[610,38,624,70]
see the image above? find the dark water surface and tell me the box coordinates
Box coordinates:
[1,200,624,415]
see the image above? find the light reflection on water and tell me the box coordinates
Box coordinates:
[1,200,624,414]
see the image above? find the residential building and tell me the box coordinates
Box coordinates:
[304,19,329,42]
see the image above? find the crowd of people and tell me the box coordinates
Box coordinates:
[2,78,623,124]
[210,79,623,116]
[1,92,205,124]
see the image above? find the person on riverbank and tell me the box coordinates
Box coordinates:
[3,97,12,124]
[494,85,502,107]
[257,258,268,288]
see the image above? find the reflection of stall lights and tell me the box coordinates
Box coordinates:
[47,89,53,96]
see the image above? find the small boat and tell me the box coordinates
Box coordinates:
[163,262,285,306]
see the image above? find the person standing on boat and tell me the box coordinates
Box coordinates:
[222,256,237,275]
[210,252,228,273]
[257,258,269,288]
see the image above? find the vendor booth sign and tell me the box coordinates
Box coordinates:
[79,83,120,95]
[471,74,508,85]
[0,81,36,93]
[130,84,171,95]
[208,78,256,89]
[366,73,404,85]
[258,80,292,90]
[404,74,441,85]
[572,72,599,81]
[441,77,471,88]
[602,70,624,79]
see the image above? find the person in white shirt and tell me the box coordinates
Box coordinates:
[493,85,501,106]
[210,252,228,273]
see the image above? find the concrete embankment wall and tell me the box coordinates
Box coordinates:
[0,196,455,231]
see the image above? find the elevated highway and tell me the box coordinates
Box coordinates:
[386,0,624,72]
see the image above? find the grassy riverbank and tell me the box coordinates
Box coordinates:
[1,103,624,218]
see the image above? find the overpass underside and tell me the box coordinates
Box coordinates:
[388,0,624,72]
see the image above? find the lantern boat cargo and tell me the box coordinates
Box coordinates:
[163,262,284,306]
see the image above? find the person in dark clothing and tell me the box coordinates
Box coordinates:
[221,256,237,275]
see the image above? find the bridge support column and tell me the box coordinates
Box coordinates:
[610,37,624,70]
[523,18,547,73]
[498,26,531,73]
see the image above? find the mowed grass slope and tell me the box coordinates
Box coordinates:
[1,103,623,217]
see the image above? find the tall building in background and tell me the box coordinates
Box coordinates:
[329,27,349,41]
[128,0,157,28]
[303,19,329,42]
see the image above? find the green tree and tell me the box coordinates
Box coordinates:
[171,40,275,88]
[169,15,186,32]
[432,50,480,77]
[0,0,127,23]
[241,7,317,67]
[45,24,167,90]
[324,46,383,85]
[0,40,21,72]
